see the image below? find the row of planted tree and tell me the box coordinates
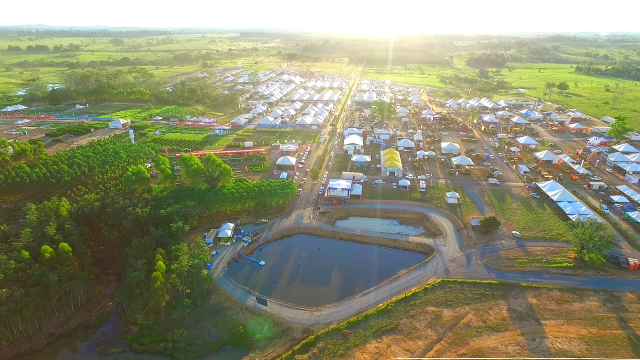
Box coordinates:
[0,136,296,347]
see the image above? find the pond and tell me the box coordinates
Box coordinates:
[334,217,423,235]
[226,235,426,307]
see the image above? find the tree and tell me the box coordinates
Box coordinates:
[153,155,176,188]
[557,82,569,91]
[570,218,616,264]
[545,82,556,98]
[177,154,204,187]
[47,89,62,106]
[201,153,233,189]
[370,100,396,122]
[309,167,320,181]
[479,215,501,232]
[122,165,150,191]
[607,115,632,140]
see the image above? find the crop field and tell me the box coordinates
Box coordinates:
[103,106,218,120]
[482,188,573,242]
[233,127,321,146]
[284,279,640,359]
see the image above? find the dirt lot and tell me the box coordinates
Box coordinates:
[284,280,640,359]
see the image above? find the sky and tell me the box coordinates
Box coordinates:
[2,0,639,36]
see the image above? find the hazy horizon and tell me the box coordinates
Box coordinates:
[2,0,639,37]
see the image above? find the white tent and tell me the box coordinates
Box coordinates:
[602,116,616,124]
[510,116,529,124]
[422,109,436,116]
[218,223,235,238]
[547,189,579,203]
[618,163,640,173]
[426,150,436,156]
[558,154,576,163]
[571,164,591,175]
[276,156,297,166]
[441,142,461,154]
[610,195,630,203]
[516,136,538,148]
[608,152,631,163]
[450,155,475,166]
[397,138,415,149]
[568,123,588,132]
[537,180,564,194]
[351,154,371,162]
[482,114,499,123]
[398,179,410,187]
[350,183,363,197]
[612,143,639,153]
[569,214,601,222]
[416,150,427,159]
[557,201,579,215]
[534,150,560,163]
[625,153,640,163]
[446,191,461,204]
[344,134,364,146]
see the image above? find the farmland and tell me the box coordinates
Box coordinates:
[283,279,640,359]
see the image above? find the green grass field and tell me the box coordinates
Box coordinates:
[482,188,573,241]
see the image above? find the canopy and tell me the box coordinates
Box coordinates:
[0,104,28,112]
[510,116,529,124]
[510,147,522,153]
[516,136,538,145]
[218,223,235,238]
[416,150,427,157]
[611,195,630,203]
[422,109,436,116]
[350,183,362,196]
[351,154,371,162]
[482,114,499,123]
[451,155,475,166]
[398,179,410,186]
[608,152,631,163]
[534,150,560,162]
[328,179,352,190]
[446,191,460,200]
[276,156,296,166]
[344,134,364,146]
[571,164,591,175]
[618,162,640,173]
[569,214,601,222]
[397,138,415,148]
[381,148,402,168]
[558,154,576,163]
[568,123,588,131]
[557,201,579,215]
[537,180,564,193]
[518,164,530,173]
[441,142,461,154]
[613,143,639,153]
[547,189,579,203]
[426,150,436,156]
[625,211,640,223]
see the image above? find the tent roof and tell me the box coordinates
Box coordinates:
[618,162,640,172]
[441,142,461,150]
[626,211,640,221]
[547,189,579,203]
[518,164,530,172]
[516,136,538,145]
[511,116,529,124]
[398,179,410,186]
[608,152,631,162]
[397,138,415,147]
[610,195,630,203]
[218,223,235,237]
[557,201,579,215]
[571,164,592,175]
[351,154,371,162]
[328,179,352,190]
[446,191,460,199]
[568,123,588,130]
[344,134,364,146]
[416,150,427,155]
[558,154,576,163]
[537,180,564,193]
[451,155,475,166]
[534,150,560,162]
[426,150,436,156]
[350,183,362,196]
[613,143,639,153]
[276,156,297,166]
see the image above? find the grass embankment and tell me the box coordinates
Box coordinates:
[483,188,573,242]
[323,207,444,237]
[282,279,640,359]
[486,247,576,270]
[364,184,480,223]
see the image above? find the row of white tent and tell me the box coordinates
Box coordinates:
[288,89,341,102]
[302,78,349,89]
[1,104,28,112]
[536,180,600,222]
[224,69,284,83]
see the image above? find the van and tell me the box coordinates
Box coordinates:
[600,204,610,214]
[420,180,426,192]
[363,175,368,182]
[488,178,500,185]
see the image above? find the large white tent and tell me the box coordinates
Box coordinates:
[344,134,364,147]
[450,155,475,166]
[613,143,639,153]
[537,180,564,193]
[547,189,579,203]
[534,150,560,163]
[608,152,631,163]
[610,195,630,203]
[516,136,538,148]
[441,142,461,154]
[510,116,529,125]
[397,138,415,149]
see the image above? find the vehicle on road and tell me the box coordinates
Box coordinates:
[483,145,489,150]
[493,171,503,176]
[606,168,613,173]
[319,188,324,195]
[600,204,610,214]
[374,179,385,184]
[256,219,269,225]
[488,178,500,185]
[512,231,522,238]
[371,182,377,188]
[297,189,302,195]
[440,131,449,136]
[406,174,415,179]
[590,176,603,181]
[489,154,495,159]
[418,174,430,180]
[530,193,541,199]
[420,180,426,192]
[498,153,503,157]
[483,162,492,166]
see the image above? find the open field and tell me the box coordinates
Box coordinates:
[482,187,573,242]
[283,279,640,359]
[364,184,480,222]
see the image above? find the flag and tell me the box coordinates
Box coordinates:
[565,149,569,155]
[245,166,248,171]
[165,146,168,156]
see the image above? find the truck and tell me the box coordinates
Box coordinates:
[419,180,426,192]
[342,172,364,181]
[588,181,608,191]
[488,178,500,185]
[497,133,508,139]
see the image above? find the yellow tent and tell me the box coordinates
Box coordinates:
[381,148,402,168]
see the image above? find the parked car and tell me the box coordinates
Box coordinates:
[318,188,324,195]
[493,171,503,176]
[440,131,449,136]
[374,179,385,184]
[297,189,302,195]
[406,174,415,179]
[483,145,489,150]
[498,153,503,157]
[371,182,377,188]
[590,176,603,181]
[483,162,492,166]
[392,183,397,189]
[490,154,495,159]
[512,231,522,238]
[600,204,610,214]
[606,168,613,173]
[530,193,541,199]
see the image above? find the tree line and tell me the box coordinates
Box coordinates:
[574,62,640,82]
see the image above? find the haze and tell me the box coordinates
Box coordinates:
[2,0,638,35]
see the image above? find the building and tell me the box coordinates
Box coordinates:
[446,191,461,204]
[279,143,299,156]
[218,223,236,243]
[213,126,232,135]
[109,118,130,129]
[380,148,402,177]
[327,179,352,197]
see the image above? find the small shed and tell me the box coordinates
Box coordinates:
[109,118,130,129]
[276,156,297,172]
[518,164,530,176]
[446,191,461,204]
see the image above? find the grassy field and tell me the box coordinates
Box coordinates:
[482,188,573,242]
[283,279,640,359]
[364,184,480,222]
[488,247,576,269]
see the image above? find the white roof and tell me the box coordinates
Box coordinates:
[422,109,436,116]
[510,116,529,124]
[608,152,631,163]
[537,180,564,193]
[516,136,538,145]
[602,116,616,124]
[626,211,640,221]
[534,150,560,162]
[569,214,601,222]
[327,179,352,190]
[571,164,591,175]
[612,143,639,153]
[218,223,235,238]
[626,153,640,163]
[350,183,362,196]
[450,155,475,166]
[518,164,530,172]
[276,156,297,166]
[547,189,579,203]
[344,134,364,146]
[398,179,410,186]
[426,151,436,156]
[611,195,630,203]
[441,142,461,151]
[446,191,460,199]
[568,123,588,130]
[558,154,576,163]
[618,163,640,173]
[397,138,415,148]
[417,150,427,156]
[557,201,579,215]
[351,154,371,162]
[482,114,499,123]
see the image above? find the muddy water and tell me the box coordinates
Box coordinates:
[18,311,248,360]
[334,216,424,235]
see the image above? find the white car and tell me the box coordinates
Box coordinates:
[498,153,503,157]
[318,188,324,195]
[535,138,543,141]
[493,171,503,176]
[418,174,430,180]
[490,154,495,159]
[322,179,326,185]
[483,162,492,166]
[374,179,385,184]
[606,168,613,173]
[392,183,397,189]
[406,174,415,179]
[483,145,489,150]
[530,193,541,199]
[549,142,555,146]
[512,231,522,238]
[441,132,449,136]
[589,176,602,181]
